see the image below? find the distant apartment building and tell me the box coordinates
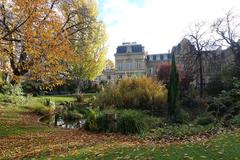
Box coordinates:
[96,42,171,83]
[115,42,147,78]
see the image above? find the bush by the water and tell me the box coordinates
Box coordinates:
[96,76,167,110]
[117,110,146,134]
[84,109,152,135]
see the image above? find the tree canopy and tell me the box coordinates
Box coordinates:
[0,0,107,89]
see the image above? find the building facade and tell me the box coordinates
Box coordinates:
[96,42,171,83]
[96,40,235,85]
[115,42,147,78]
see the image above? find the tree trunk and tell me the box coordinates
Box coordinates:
[76,78,84,94]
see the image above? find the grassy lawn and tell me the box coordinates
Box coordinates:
[0,95,240,160]
[32,129,239,160]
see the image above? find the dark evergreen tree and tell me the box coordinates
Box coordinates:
[168,53,179,121]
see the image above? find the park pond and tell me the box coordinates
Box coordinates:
[40,114,86,129]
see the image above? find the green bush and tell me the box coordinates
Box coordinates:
[0,83,23,96]
[117,110,146,135]
[0,83,27,104]
[144,116,165,129]
[96,112,117,132]
[230,115,240,126]
[84,108,100,131]
[174,109,190,124]
[57,102,87,122]
[96,77,167,110]
[196,116,215,126]
[207,79,240,121]
[84,109,162,135]
[205,76,228,96]
[41,98,55,107]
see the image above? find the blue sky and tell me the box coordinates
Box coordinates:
[97,0,240,61]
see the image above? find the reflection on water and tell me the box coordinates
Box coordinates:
[40,114,86,129]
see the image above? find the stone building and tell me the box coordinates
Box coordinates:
[114,42,147,78]
[172,38,235,86]
[96,42,171,84]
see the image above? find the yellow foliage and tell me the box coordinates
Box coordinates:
[0,0,80,86]
[96,76,167,110]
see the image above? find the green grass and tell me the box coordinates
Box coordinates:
[56,130,240,160]
[0,125,52,137]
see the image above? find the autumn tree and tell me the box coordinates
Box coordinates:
[157,62,193,91]
[61,0,107,94]
[212,10,240,78]
[0,0,80,88]
[156,62,171,83]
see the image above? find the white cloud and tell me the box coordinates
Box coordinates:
[99,0,240,60]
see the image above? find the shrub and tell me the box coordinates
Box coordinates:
[174,109,190,124]
[0,83,23,96]
[0,83,27,104]
[84,108,100,131]
[84,109,162,135]
[144,116,165,129]
[61,110,84,121]
[230,115,240,126]
[33,105,54,116]
[96,112,117,132]
[117,110,146,135]
[75,94,84,103]
[58,102,87,122]
[41,98,55,107]
[196,115,215,126]
[205,77,228,96]
[96,77,167,110]
[207,79,240,121]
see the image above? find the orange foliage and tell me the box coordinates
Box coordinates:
[0,0,78,87]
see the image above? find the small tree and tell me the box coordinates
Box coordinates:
[167,53,179,121]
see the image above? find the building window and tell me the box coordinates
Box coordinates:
[153,55,156,60]
[149,67,154,75]
[136,61,142,69]
[156,55,160,60]
[117,62,123,71]
[168,54,171,60]
[163,54,168,60]
[127,61,133,70]
[160,54,164,60]
[149,55,153,61]
[107,75,111,80]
